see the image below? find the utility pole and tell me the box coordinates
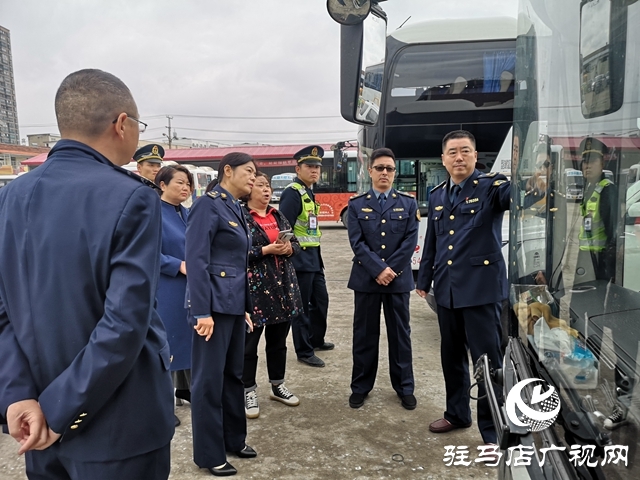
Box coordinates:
[163,115,174,149]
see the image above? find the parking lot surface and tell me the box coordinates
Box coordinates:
[0,225,496,479]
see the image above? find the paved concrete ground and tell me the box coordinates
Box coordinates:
[0,225,498,479]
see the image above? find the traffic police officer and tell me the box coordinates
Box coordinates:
[578,137,617,281]
[186,152,258,476]
[279,145,334,367]
[347,147,419,410]
[416,130,510,445]
[134,143,164,182]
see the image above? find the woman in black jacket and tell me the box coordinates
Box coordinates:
[241,172,304,419]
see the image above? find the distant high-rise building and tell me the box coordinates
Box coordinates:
[0,26,19,145]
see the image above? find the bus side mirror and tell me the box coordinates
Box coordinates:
[579,0,627,118]
[326,0,371,25]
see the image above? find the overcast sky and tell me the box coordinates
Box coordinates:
[3,0,517,146]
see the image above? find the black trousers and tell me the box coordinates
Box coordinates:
[191,313,246,468]
[292,271,329,358]
[25,443,170,480]
[243,320,292,390]
[436,302,503,444]
[351,291,414,396]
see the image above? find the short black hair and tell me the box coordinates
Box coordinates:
[442,130,476,152]
[370,147,395,166]
[155,165,194,193]
[55,69,136,138]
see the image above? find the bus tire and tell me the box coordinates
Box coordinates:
[340,209,349,229]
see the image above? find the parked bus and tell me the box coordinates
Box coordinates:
[565,168,584,201]
[270,173,297,203]
[329,7,516,269]
[262,148,359,226]
[330,0,640,476]
[496,0,640,477]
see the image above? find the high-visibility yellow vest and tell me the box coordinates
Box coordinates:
[287,182,321,247]
[579,178,612,252]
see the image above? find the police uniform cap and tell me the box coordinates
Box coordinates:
[294,145,324,166]
[579,137,608,163]
[133,144,165,164]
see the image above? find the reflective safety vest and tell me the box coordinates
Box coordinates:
[579,178,612,252]
[287,182,321,247]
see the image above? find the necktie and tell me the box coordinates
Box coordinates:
[379,193,386,209]
[452,184,461,203]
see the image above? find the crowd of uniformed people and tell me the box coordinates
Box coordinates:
[8,68,617,478]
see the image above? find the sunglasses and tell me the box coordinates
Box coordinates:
[372,165,396,172]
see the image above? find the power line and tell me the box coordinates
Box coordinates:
[170,126,354,135]
[144,114,343,120]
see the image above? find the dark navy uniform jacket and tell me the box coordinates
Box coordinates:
[157,201,191,371]
[279,178,323,272]
[347,188,419,293]
[0,140,174,461]
[185,184,252,318]
[416,170,510,308]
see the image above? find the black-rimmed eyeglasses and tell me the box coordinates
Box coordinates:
[112,114,147,133]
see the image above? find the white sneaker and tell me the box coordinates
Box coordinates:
[245,390,259,419]
[270,383,300,406]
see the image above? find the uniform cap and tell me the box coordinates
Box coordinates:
[294,145,324,166]
[579,137,608,163]
[133,144,165,164]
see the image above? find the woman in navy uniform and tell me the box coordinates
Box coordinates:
[155,165,194,427]
[416,130,510,445]
[186,152,257,477]
[346,148,420,410]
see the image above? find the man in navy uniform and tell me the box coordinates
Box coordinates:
[0,69,174,479]
[347,147,419,410]
[134,143,163,182]
[416,130,509,445]
[279,145,334,367]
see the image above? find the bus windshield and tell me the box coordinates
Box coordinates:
[504,0,640,476]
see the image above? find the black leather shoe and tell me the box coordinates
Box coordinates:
[175,389,191,403]
[297,355,325,367]
[233,445,257,458]
[315,342,335,351]
[399,394,417,410]
[208,462,237,476]
[349,392,367,408]
[174,414,181,427]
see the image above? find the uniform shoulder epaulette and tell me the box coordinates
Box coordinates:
[431,180,447,191]
[206,191,220,199]
[478,172,509,187]
[478,172,498,178]
[349,192,367,201]
[397,190,414,197]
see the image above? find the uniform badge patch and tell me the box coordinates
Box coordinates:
[393,208,405,212]
[466,198,479,204]
[229,221,238,227]
[435,206,444,211]
[416,210,421,221]
[361,207,373,212]
[493,180,506,186]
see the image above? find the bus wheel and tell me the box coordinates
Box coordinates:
[340,210,349,229]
